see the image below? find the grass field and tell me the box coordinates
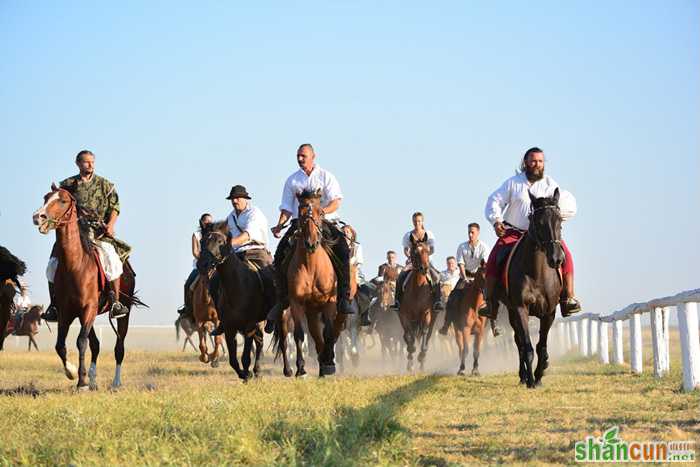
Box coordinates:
[0,328,698,466]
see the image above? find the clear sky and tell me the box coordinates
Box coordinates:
[1,1,698,325]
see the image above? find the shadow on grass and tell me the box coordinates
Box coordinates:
[263,375,443,466]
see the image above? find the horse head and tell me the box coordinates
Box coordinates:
[32,187,76,234]
[296,189,323,252]
[528,187,564,269]
[409,237,430,274]
[197,221,231,275]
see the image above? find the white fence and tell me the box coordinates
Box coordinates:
[558,288,700,392]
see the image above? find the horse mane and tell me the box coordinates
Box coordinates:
[296,188,321,201]
[0,246,27,277]
[203,220,229,237]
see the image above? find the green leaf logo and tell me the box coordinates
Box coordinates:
[603,426,620,445]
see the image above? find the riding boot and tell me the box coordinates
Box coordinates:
[478,275,498,320]
[393,270,407,309]
[327,223,353,315]
[360,310,372,326]
[431,283,444,312]
[41,281,59,322]
[560,273,582,317]
[108,278,129,319]
[438,309,451,335]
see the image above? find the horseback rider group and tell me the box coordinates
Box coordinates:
[33,144,582,337]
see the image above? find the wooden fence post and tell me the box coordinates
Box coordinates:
[650,307,668,377]
[678,302,700,392]
[580,317,589,356]
[630,313,643,374]
[613,320,624,364]
[598,321,609,364]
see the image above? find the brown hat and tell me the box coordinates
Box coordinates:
[226,185,251,200]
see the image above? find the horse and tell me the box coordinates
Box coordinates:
[398,237,437,371]
[191,272,224,367]
[371,268,403,362]
[175,312,198,352]
[446,268,488,376]
[5,305,45,351]
[198,222,267,381]
[286,189,348,377]
[272,307,307,378]
[492,189,564,388]
[32,188,140,390]
[0,279,17,351]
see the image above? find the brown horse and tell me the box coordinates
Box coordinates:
[447,268,487,376]
[398,237,436,371]
[492,189,564,388]
[272,308,307,377]
[5,305,45,351]
[287,189,347,377]
[32,188,138,390]
[371,267,403,361]
[191,273,224,366]
[0,279,17,351]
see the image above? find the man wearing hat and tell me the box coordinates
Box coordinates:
[210,185,275,336]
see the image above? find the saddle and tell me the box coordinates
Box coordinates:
[95,258,135,316]
[501,234,562,295]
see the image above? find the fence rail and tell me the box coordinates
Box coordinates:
[558,288,700,392]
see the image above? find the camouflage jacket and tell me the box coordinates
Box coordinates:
[59,174,131,260]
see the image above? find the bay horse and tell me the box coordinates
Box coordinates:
[493,189,564,388]
[272,308,307,378]
[191,273,224,367]
[287,189,347,377]
[4,305,45,351]
[32,188,139,390]
[371,268,403,362]
[398,237,436,371]
[198,222,266,381]
[0,279,17,351]
[447,268,487,376]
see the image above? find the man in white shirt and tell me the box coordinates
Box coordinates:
[266,144,353,333]
[393,212,444,311]
[479,147,581,321]
[440,257,461,289]
[211,185,275,336]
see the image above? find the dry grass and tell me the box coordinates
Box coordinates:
[0,329,697,466]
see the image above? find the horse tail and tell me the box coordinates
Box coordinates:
[175,316,181,341]
[270,320,284,363]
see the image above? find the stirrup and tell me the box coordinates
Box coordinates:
[41,305,59,322]
[561,298,582,317]
[109,302,129,319]
[478,301,497,320]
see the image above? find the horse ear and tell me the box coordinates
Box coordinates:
[553,187,560,203]
[51,182,59,192]
[528,190,537,205]
[315,188,322,197]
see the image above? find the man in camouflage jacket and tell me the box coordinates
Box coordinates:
[42,150,130,321]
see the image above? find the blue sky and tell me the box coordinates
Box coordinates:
[1,1,698,324]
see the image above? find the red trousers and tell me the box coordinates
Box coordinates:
[485,229,573,279]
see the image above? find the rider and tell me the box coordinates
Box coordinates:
[440,256,461,290]
[180,213,213,317]
[12,281,30,335]
[343,224,372,327]
[265,144,354,334]
[42,150,129,321]
[210,185,276,336]
[392,212,444,312]
[479,147,581,321]
[438,223,501,336]
[376,250,403,280]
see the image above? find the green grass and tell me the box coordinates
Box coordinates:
[0,342,698,465]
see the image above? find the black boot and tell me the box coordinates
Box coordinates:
[41,281,58,322]
[478,276,498,320]
[108,278,129,319]
[431,284,444,312]
[360,310,372,326]
[392,270,407,310]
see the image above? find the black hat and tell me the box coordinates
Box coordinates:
[226,185,251,200]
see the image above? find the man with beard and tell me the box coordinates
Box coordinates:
[478,147,581,321]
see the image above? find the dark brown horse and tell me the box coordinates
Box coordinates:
[272,308,307,378]
[32,188,138,390]
[287,189,347,377]
[493,189,564,388]
[0,279,17,351]
[447,268,487,376]
[5,305,45,351]
[198,222,267,380]
[398,237,436,371]
[371,266,403,361]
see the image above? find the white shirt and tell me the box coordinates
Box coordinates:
[456,240,491,274]
[14,293,31,310]
[402,230,436,256]
[485,172,560,231]
[279,165,343,221]
[350,243,365,281]
[440,268,460,288]
[227,204,270,253]
[192,230,202,268]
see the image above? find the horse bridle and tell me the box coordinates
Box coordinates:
[43,191,76,231]
[410,243,429,275]
[201,230,231,270]
[528,204,562,251]
[298,201,323,251]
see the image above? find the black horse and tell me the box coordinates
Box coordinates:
[493,188,564,388]
[197,222,273,381]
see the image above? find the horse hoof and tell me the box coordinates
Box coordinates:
[457,369,465,376]
[296,370,307,378]
[210,359,219,368]
[89,382,98,391]
[77,385,89,392]
[471,369,480,377]
[64,363,78,380]
[109,384,121,392]
[199,355,209,364]
[319,364,336,377]
[284,368,293,377]
[534,379,542,388]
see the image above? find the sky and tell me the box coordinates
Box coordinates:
[1,1,698,325]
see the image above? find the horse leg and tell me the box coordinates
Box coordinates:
[253,328,263,377]
[209,333,223,368]
[241,335,253,380]
[111,313,129,390]
[197,325,209,363]
[27,336,32,352]
[88,327,100,390]
[223,331,241,379]
[186,334,197,351]
[55,317,76,380]
[306,311,326,376]
[294,323,307,378]
[534,313,554,386]
[403,326,416,372]
[472,324,483,376]
[76,315,95,390]
[280,318,292,377]
[319,311,337,377]
[455,328,465,375]
[512,306,535,388]
[418,314,436,370]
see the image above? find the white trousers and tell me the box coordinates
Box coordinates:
[46,241,123,283]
